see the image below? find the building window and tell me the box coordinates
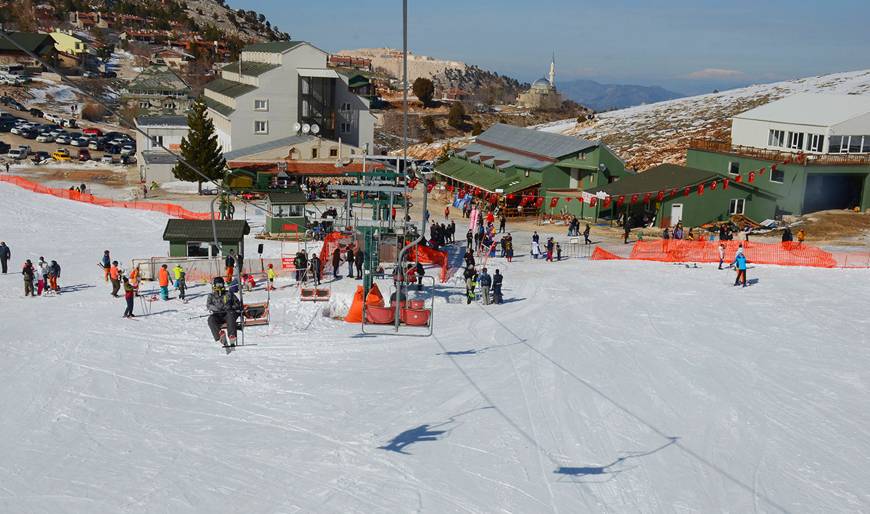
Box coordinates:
[787,131,804,150]
[863,136,870,153]
[848,135,863,153]
[770,166,784,184]
[254,99,268,111]
[807,133,824,153]
[828,135,844,153]
[340,102,351,112]
[187,241,218,257]
[311,148,318,159]
[138,101,150,109]
[329,148,338,157]
[729,198,745,215]
[577,151,587,160]
[728,161,740,175]
[254,121,268,134]
[768,129,785,147]
[151,135,163,147]
[340,122,352,134]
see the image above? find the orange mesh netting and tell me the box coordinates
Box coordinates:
[629,240,839,268]
[0,176,212,220]
[318,231,355,278]
[407,244,449,282]
[590,247,624,260]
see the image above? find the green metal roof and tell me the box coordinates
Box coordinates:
[347,74,370,89]
[203,96,234,117]
[204,78,256,99]
[266,191,307,204]
[242,41,305,54]
[555,157,599,170]
[0,32,55,55]
[436,157,541,194]
[221,61,280,77]
[584,164,718,196]
[162,220,250,242]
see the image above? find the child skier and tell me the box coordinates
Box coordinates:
[37,257,49,296]
[266,264,276,291]
[718,243,726,270]
[48,260,60,292]
[122,277,135,318]
[101,250,111,282]
[732,251,748,287]
[463,265,477,305]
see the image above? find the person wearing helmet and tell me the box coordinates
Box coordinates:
[206,277,241,346]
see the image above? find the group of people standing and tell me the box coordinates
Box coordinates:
[21,255,61,297]
[530,232,562,262]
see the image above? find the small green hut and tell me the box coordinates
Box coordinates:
[162,219,251,257]
[265,191,308,234]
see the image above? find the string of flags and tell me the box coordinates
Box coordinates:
[412,152,802,208]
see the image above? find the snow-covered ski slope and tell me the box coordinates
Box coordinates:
[1,182,869,513]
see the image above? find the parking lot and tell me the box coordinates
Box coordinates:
[1,96,136,167]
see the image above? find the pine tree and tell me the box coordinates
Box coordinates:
[172,98,226,194]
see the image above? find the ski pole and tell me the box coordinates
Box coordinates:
[186,314,211,320]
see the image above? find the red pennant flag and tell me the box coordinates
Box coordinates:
[758,167,766,176]
[590,197,598,207]
[427,182,435,193]
[684,187,691,196]
[656,191,665,202]
[710,180,718,190]
[535,197,544,208]
[723,178,729,190]
[643,192,652,203]
[771,164,777,173]
[565,197,573,202]
[671,188,679,198]
[630,193,639,204]
[507,193,514,200]
[549,197,559,208]
[735,174,743,183]
[602,196,611,208]
[617,195,625,207]
[578,196,584,204]
[748,172,755,183]
[697,183,705,196]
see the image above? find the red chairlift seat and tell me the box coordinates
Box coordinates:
[365,305,396,325]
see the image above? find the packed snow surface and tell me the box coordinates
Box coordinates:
[1,182,868,513]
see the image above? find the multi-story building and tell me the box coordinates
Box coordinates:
[134,115,189,184]
[121,64,193,115]
[202,40,375,153]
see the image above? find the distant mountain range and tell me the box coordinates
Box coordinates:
[558,79,683,111]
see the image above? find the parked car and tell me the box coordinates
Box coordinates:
[52,150,71,162]
[61,118,77,128]
[55,135,71,145]
[87,140,102,151]
[77,149,91,161]
[7,148,25,159]
[82,127,102,137]
[70,137,88,147]
[30,151,50,164]
[100,154,114,164]
[44,113,61,124]
[105,144,120,155]
[120,144,135,156]
[28,108,43,118]
[35,133,54,143]
[49,129,65,138]
[20,130,37,139]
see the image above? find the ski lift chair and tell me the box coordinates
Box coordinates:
[242,302,270,326]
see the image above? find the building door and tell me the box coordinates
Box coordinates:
[670,203,684,225]
[569,169,579,189]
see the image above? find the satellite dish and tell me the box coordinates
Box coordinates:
[293,122,301,132]
[311,123,320,135]
[301,123,311,134]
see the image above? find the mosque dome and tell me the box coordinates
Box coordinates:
[531,78,552,90]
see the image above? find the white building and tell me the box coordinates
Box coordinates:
[203,40,375,153]
[732,93,870,155]
[134,115,189,184]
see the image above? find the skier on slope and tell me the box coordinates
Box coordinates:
[22,259,35,297]
[158,264,170,300]
[101,250,111,282]
[0,241,10,274]
[463,265,478,305]
[48,260,60,293]
[109,261,121,297]
[732,251,748,287]
[37,256,49,296]
[206,277,241,346]
[122,277,135,318]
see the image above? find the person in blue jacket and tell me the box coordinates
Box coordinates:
[732,251,748,287]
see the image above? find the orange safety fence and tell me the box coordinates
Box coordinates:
[407,244,449,282]
[318,231,355,277]
[0,175,214,220]
[627,240,852,268]
[590,247,624,260]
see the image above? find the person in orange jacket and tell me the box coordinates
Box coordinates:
[158,264,170,300]
[109,261,121,297]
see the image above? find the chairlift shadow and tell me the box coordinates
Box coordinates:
[554,437,679,483]
[378,407,494,455]
[59,283,95,293]
[137,309,178,318]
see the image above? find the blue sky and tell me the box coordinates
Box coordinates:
[233,0,870,95]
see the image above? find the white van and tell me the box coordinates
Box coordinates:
[8,148,25,159]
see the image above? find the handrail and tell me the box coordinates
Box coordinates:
[688,139,870,166]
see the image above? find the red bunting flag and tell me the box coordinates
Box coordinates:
[565,197,573,202]
[590,197,598,207]
[535,197,544,208]
[447,184,454,192]
[723,178,729,190]
[427,182,435,192]
[616,195,625,207]
[735,174,743,183]
[507,193,515,200]
[603,196,611,208]
[643,192,652,203]
[656,190,665,202]
[758,167,766,176]
[671,188,679,198]
[710,180,718,190]
[684,187,691,196]
[771,164,777,173]
[630,193,639,204]
[697,183,705,196]
[549,197,559,208]
[578,196,584,204]
[748,172,755,183]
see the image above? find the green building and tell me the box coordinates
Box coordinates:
[265,191,308,234]
[435,123,629,212]
[162,220,250,257]
[572,163,766,227]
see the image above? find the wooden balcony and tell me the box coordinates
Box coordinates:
[688,139,870,166]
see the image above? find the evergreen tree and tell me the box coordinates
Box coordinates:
[412,77,435,107]
[447,102,466,130]
[172,98,226,194]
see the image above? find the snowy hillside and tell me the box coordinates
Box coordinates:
[1,182,869,513]
[541,70,870,170]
